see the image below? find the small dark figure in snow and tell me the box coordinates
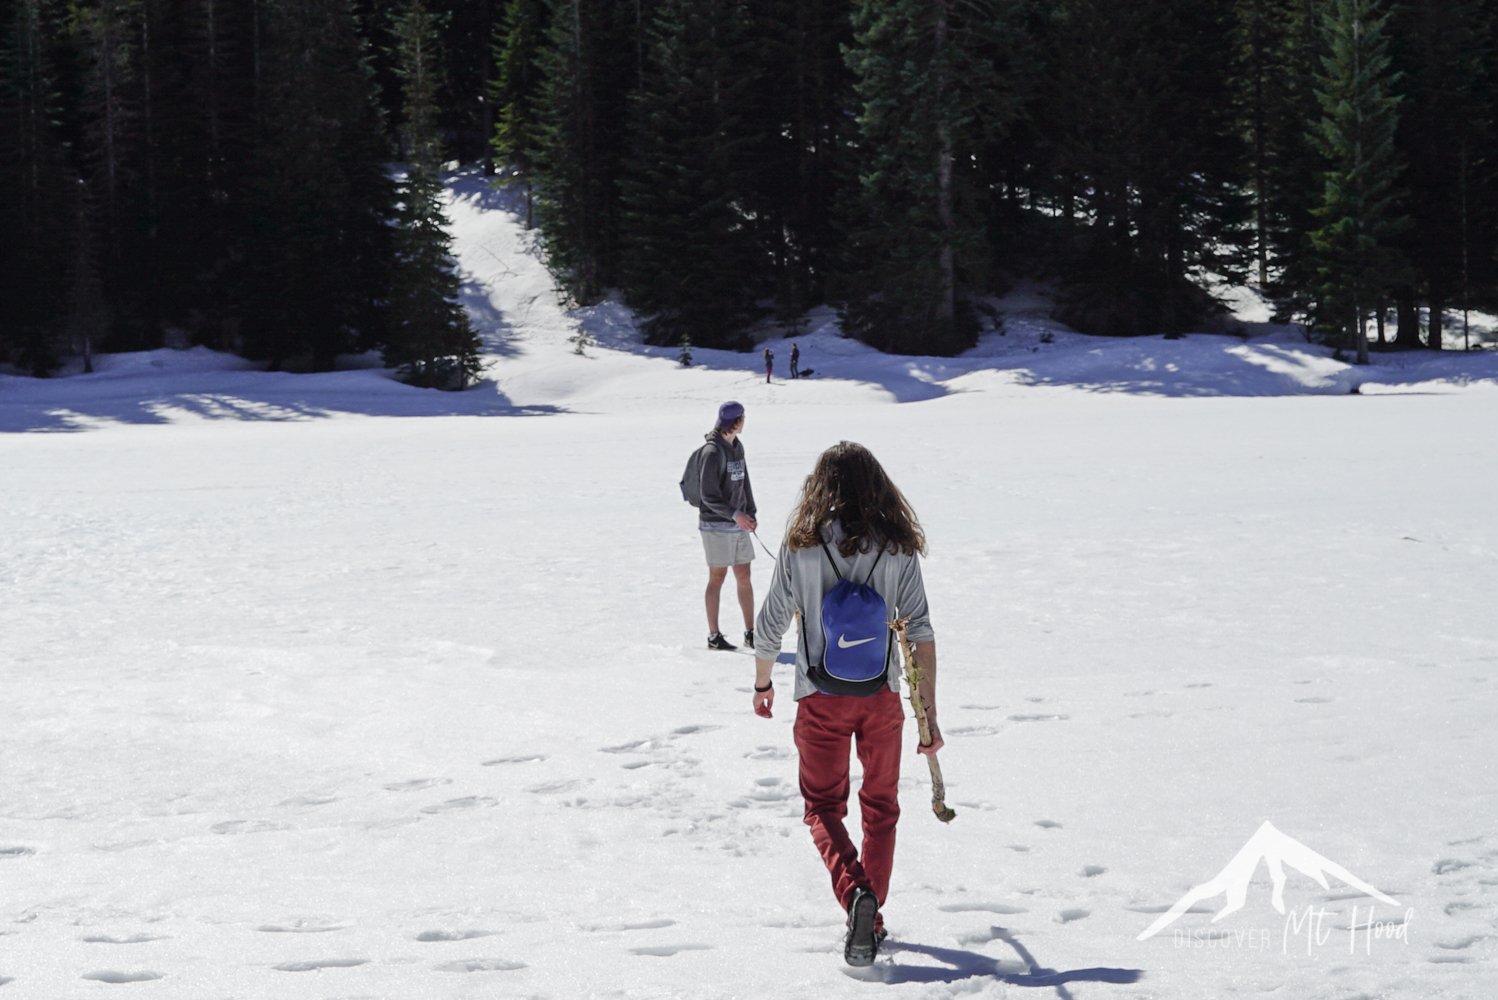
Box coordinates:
[764,347,774,383]
[790,342,801,379]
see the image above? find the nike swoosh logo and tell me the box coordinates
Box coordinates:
[837,634,878,649]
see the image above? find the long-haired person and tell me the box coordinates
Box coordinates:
[751,441,941,966]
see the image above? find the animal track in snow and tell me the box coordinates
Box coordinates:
[433,958,526,972]
[81,971,164,983]
[629,944,713,957]
[80,934,169,944]
[210,819,288,835]
[420,796,498,814]
[481,755,547,766]
[273,958,368,972]
[384,777,452,791]
[1055,908,1091,923]
[415,929,496,942]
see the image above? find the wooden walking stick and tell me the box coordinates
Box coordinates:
[891,616,956,823]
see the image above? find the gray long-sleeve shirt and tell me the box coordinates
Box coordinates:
[754,520,935,700]
[698,432,756,529]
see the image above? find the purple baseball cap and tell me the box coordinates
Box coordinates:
[717,401,745,428]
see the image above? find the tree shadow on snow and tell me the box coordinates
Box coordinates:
[853,926,1142,998]
[0,372,566,434]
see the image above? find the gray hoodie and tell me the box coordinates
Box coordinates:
[698,432,756,529]
[754,520,935,700]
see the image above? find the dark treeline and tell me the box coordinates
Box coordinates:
[5,0,1496,375]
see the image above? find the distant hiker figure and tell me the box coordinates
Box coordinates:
[751,442,941,967]
[764,347,774,383]
[696,402,757,651]
[790,342,801,379]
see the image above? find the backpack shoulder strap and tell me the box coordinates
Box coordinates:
[863,544,886,585]
[819,540,844,582]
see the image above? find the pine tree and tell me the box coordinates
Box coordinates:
[840,0,1028,355]
[616,0,762,347]
[245,0,395,370]
[0,0,76,373]
[1308,0,1409,365]
[490,0,546,226]
[385,0,483,389]
[529,0,638,304]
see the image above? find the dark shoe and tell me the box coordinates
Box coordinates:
[707,632,737,651]
[744,628,754,648]
[844,888,880,967]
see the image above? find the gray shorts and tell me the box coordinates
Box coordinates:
[700,528,754,568]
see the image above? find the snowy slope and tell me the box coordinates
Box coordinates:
[2,170,1496,999]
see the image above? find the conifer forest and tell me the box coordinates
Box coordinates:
[3,0,1495,379]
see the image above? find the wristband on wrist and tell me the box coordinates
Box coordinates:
[754,680,773,692]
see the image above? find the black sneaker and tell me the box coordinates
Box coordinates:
[744,628,754,648]
[844,888,880,967]
[707,632,737,651]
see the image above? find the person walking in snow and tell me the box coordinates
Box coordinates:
[698,401,758,651]
[790,342,801,379]
[763,347,774,383]
[750,441,941,967]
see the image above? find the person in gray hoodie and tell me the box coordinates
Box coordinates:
[698,401,757,650]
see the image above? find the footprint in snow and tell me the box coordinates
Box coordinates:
[273,958,368,972]
[481,755,547,766]
[960,703,1005,711]
[81,971,164,983]
[672,724,723,736]
[415,930,497,942]
[433,958,526,972]
[0,847,34,859]
[582,919,676,932]
[1295,696,1333,704]
[1428,955,1473,964]
[1079,865,1107,878]
[744,745,791,760]
[420,796,498,814]
[1434,935,1485,951]
[601,739,662,755]
[80,934,170,944]
[1055,908,1091,923]
[1035,819,1062,829]
[210,819,288,835]
[277,793,337,807]
[629,944,713,957]
[947,724,1003,737]
[384,777,453,791]
[1007,714,1070,723]
[1184,682,1213,689]
[1433,859,1473,875]
[937,902,1028,915]
[257,921,347,934]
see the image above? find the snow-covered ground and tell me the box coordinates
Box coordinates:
[2,170,1496,998]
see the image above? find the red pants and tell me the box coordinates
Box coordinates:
[793,688,904,914]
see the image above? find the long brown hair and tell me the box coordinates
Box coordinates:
[785,441,927,557]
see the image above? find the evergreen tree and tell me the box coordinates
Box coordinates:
[616,0,762,347]
[1308,0,1409,364]
[0,0,76,373]
[490,0,546,226]
[244,0,395,370]
[840,0,1028,355]
[529,0,638,303]
[385,0,482,388]
[1388,0,1493,350]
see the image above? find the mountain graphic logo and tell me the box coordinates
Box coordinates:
[1137,820,1399,941]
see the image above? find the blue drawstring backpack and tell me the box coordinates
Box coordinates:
[806,541,892,696]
